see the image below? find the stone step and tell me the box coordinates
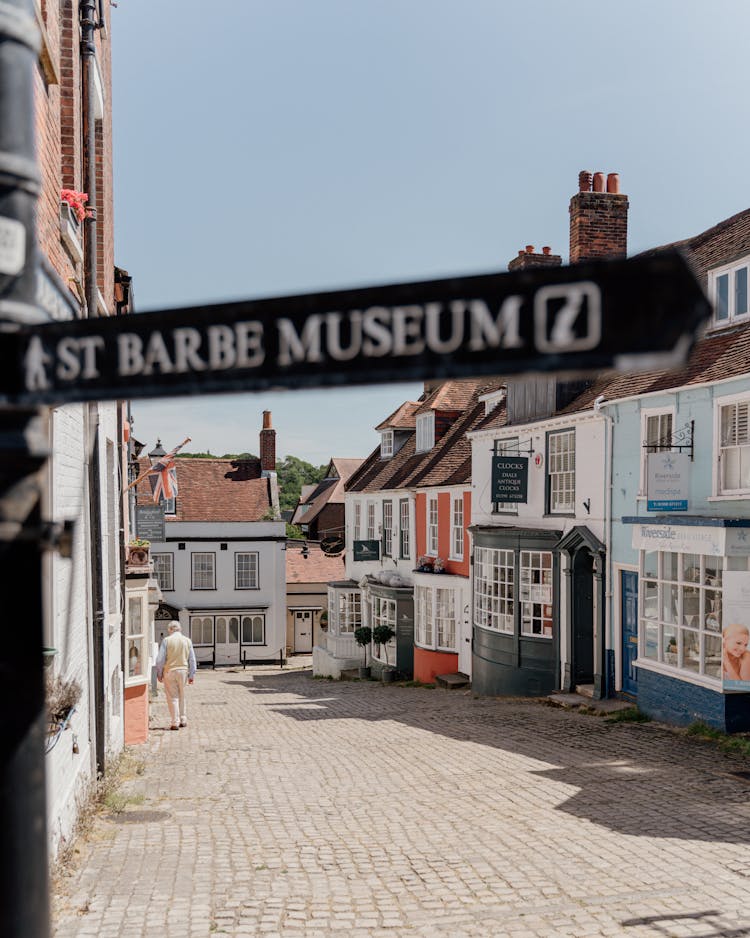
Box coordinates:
[435,672,471,690]
[575,683,595,698]
[547,691,635,714]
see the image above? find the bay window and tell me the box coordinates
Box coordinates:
[473,547,514,633]
[415,585,457,651]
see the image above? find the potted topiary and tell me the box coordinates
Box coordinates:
[373,624,396,682]
[126,538,150,565]
[354,626,372,679]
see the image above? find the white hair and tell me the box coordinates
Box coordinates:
[168,620,181,633]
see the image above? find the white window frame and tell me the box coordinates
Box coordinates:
[473,546,514,634]
[547,429,575,514]
[327,588,362,635]
[416,584,457,652]
[125,595,147,686]
[241,613,265,645]
[190,615,214,646]
[152,552,174,592]
[427,494,439,556]
[639,407,675,495]
[416,412,435,453]
[399,498,410,559]
[235,551,259,589]
[366,502,377,541]
[371,596,397,663]
[353,501,361,541]
[709,256,750,327]
[637,550,733,685]
[714,392,750,497]
[191,552,216,590]
[382,500,393,557]
[380,430,394,459]
[519,550,554,638]
[450,495,464,560]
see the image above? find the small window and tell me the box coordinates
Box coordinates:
[399,499,410,559]
[162,496,176,516]
[235,552,259,589]
[191,552,215,590]
[710,258,750,326]
[427,495,438,555]
[190,615,214,645]
[380,430,394,460]
[242,614,265,644]
[416,413,435,452]
[152,553,174,591]
[366,502,376,541]
[547,429,575,514]
[126,596,146,684]
[451,496,464,560]
[382,501,393,556]
[718,399,750,494]
[640,410,674,494]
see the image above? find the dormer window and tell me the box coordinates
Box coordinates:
[710,257,750,326]
[380,430,394,459]
[415,413,435,452]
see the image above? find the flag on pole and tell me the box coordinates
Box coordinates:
[125,437,191,497]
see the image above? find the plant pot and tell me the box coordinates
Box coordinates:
[358,666,371,680]
[381,667,396,684]
[127,545,149,565]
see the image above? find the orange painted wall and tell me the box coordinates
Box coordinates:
[416,489,471,577]
[124,684,149,745]
[414,646,458,683]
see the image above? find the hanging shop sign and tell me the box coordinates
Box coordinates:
[320,534,345,556]
[353,540,381,562]
[646,452,689,511]
[0,250,711,406]
[491,455,529,503]
[136,504,165,542]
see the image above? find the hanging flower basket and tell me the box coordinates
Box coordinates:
[127,539,150,565]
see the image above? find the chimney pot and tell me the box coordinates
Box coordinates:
[579,170,593,192]
[606,172,620,194]
[525,244,535,254]
[593,172,605,193]
[260,412,276,472]
[262,410,272,429]
[517,249,525,257]
[542,246,551,255]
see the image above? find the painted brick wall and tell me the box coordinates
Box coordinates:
[636,667,750,733]
[415,489,471,576]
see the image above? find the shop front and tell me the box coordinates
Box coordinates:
[624,517,750,732]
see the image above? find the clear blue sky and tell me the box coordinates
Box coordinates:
[112,0,750,464]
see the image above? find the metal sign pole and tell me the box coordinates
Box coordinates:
[0,0,51,935]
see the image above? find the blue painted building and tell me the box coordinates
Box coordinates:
[571,208,750,730]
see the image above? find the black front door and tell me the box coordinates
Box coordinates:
[572,550,594,684]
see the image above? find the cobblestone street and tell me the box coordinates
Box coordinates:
[53,665,750,938]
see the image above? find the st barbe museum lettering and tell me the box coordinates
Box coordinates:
[0,250,709,405]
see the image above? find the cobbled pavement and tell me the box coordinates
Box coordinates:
[52,663,750,938]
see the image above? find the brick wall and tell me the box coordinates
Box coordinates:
[569,171,628,264]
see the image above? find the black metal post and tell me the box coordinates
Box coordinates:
[0,1,51,935]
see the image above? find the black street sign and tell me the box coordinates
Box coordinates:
[0,250,709,405]
[136,504,165,542]
[491,455,529,503]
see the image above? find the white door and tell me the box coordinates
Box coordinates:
[215,614,240,665]
[458,599,472,677]
[294,611,313,653]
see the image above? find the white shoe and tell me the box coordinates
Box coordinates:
[179,718,187,727]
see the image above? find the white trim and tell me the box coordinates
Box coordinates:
[634,657,722,692]
[707,255,750,328]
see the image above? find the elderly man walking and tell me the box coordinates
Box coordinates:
[156,621,197,730]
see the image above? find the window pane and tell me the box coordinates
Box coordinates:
[229,616,239,643]
[216,617,227,643]
[736,267,748,317]
[716,273,729,320]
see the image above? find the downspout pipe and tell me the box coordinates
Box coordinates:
[80,0,97,319]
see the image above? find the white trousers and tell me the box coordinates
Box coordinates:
[163,668,188,726]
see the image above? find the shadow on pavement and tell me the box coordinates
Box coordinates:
[223,668,750,847]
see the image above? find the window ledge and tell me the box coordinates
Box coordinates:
[634,657,721,691]
[707,494,750,502]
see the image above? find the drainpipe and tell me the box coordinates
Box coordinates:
[594,398,615,695]
[80,0,107,772]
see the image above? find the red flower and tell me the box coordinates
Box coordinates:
[61,189,93,222]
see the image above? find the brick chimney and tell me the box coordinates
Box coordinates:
[569,170,628,264]
[259,411,276,472]
[508,244,562,272]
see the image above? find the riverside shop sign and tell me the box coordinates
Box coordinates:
[0,251,710,406]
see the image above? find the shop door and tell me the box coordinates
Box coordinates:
[572,550,594,685]
[294,611,313,653]
[621,571,639,697]
[215,615,240,665]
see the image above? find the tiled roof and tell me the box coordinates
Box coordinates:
[347,378,503,493]
[135,456,271,522]
[375,401,421,431]
[414,379,489,415]
[286,543,345,584]
[560,209,750,414]
[290,457,365,525]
